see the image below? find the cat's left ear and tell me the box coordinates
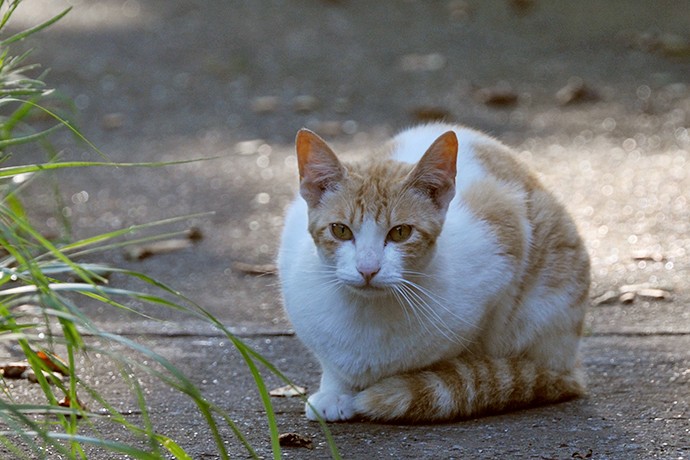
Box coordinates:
[295,129,345,207]
[406,130,458,211]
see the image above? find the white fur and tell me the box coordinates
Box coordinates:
[278,123,565,421]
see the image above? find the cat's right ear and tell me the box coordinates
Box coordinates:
[295,129,345,207]
[406,130,458,211]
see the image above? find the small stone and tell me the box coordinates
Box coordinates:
[234,139,264,155]
[448,0,472,21]
[293,95,319,113]
[312,121,343,136]
[333,97,350,113]
[657,33,690,57]
[400,53,446,72]
[629,31,690,57]
[342,120,358,135]
[251,96,280,113]
[101,112,125,130]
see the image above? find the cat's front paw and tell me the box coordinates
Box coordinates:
[305,392,355,422]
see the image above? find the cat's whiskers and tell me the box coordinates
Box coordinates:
[395,284,462,345]
[387,287,416,332]
[388,285,437,339]
[390,281,472,347]
[309,278,344,299]
[295,264,347,297]
[400,269,436,280]
[399,275,479,332]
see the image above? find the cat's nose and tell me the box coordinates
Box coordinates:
[356,249,381,284]
[358,268,380,284]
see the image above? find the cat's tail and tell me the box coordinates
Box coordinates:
[353,356,585,423]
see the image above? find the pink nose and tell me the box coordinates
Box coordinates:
[358,268,380,284]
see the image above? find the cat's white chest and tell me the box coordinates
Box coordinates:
[283,281,456,388]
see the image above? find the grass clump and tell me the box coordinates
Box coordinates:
[0,2,339,458]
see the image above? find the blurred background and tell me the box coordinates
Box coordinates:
[11,0,690,332]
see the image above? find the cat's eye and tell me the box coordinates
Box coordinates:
[330,223,354,241]
[387,224,412,243]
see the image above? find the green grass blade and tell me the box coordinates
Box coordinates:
[93,331,236,459]
[0,399,73,458]
[154,434,193,460]
[0,7,72,47]
[0,124,62,148]
[44,433,160,459]
[0,159,208,178]
[235,344,281,459]
[0,1,20,31]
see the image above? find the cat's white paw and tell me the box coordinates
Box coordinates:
[305,392,355,422]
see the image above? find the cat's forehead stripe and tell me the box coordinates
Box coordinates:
[342,160,413,224]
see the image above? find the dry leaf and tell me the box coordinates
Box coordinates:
[556,78,599,105]
[508,0,536,14]
[186,227,204,241]
[592,290,619,306]
[232,261,277,275]
[1,362,28,379]
[636,288,671,300]
[631,251,665,262]
[26,369,63,384]
[37,351,69,375]
[59,395,88,418]
[475,84,518,106]
[270,384,306,398]
[410,106,452,122]
[279,432,314,449]
[125,227,202,260]
[126,239,192,260]
[619,291,636,304]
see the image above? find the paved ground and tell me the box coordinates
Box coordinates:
[5,0,690,458]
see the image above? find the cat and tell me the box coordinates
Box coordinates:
[277,122,590,423]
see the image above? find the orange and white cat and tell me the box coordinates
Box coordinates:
[278,123,590,422]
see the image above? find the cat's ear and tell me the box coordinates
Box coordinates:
[295,129,345,207]
[406,130,458,210]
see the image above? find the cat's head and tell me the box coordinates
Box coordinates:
[295,128,457,297]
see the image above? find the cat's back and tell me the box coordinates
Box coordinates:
[390,123,531,195]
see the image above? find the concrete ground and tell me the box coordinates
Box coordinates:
[4,0,690,458]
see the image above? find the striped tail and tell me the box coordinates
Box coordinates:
[353,356,585,423]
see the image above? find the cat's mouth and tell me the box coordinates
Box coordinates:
[344,282,388,298]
